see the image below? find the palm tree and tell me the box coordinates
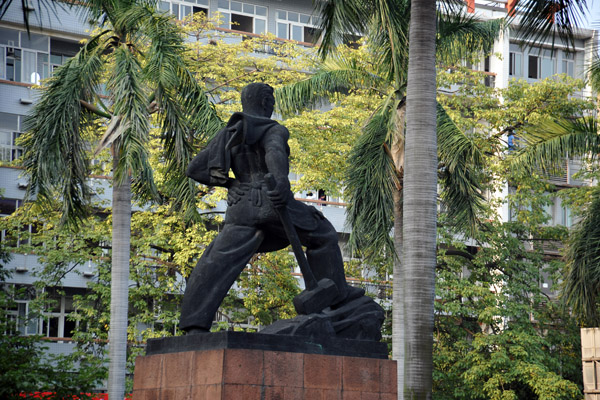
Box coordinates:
[20,0,220,398]
[508,116,600,327]
[276,1,499,397]
[402,1,438,397]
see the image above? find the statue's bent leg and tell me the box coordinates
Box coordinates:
[296,218,351,304]
[179,224,264,331]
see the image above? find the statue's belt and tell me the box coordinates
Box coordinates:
[231,181,265,207]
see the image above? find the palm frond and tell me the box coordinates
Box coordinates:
[437,104,486,234]
[345,98,400,261]
[365,0,411,84]
[436,12,505,66]
[509,117,600,176]
[135,5,222,220]
[21,31,109,225]
[109,45,157,202]
[313,0,374,58]
[562,188,600,326]
[275,60,386,116]
[589,55,600,93]
[511,0,588,50]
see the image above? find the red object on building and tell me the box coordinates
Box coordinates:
[506,0,517,16]
[466,0,475,13]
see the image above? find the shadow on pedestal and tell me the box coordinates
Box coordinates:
[145,331,388,359]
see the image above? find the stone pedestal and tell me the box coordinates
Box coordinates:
[132,333,397,399]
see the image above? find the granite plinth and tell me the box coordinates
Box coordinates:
[132,347,397,399]
[145,331,388,359]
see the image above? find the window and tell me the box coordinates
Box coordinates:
[0,29,80,84]
[562,52,574,78]
[276,9,322,43]
[219,1,267,34]
[41,287,85,338]
[0,112,24,162]
[540,49,555,79]
[0,28,50,84]
[4,285,38,336]
[509,52,523,77]
[160,0,208,19]
[528,49,556,80]
[528,55,539,79]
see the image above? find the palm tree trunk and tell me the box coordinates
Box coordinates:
[403,0,437,398]
[108,152,131,400]
[392,188,405,400]
[392,101,406,400]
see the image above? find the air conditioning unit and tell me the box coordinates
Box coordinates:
[15,265,28,272]
[83,270,95,277]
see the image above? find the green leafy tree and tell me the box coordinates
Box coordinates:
[19,1,221,398]
[431,66,596,400]
[0,246,106,399]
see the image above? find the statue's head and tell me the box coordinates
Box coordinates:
[241,83,275,118]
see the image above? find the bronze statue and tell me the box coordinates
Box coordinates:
[180,83,383,340]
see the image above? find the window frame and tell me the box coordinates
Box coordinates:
[218,0,268,35]
[275,9,321,43]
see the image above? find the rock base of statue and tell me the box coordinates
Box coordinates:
[263,294,385,341]
[132,334,397,399]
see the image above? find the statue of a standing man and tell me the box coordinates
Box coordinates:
[180,83,364,334]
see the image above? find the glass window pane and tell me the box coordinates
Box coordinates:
[13,49,21,82]
[304,27,320,43]
[193,6,207,15]
[243,3,253,14]
[288,12,298,22]
[276,10,286,20]
[255,19,266,35]
[27,314,38,335]
[232,13,253,33]
[256,6,267,16]
[183,5,192,17]
[171,3,179,19]
[277,22,288,39]
[0,28,19,46]
[300,14,310,24]
[292,25,302,41]
[231,1,241,12]
[514,53,522,77]
[541,57,553,79]
[528,55,538,79]
[196,0,208,5]
[64,318,76,338]
[22,50,38,84]
[0,49,4,80]
[568,62,574,77]
[0,130,11,145]
[218,0,229,9]
[50,54,61,65]
[21,33,48,51]
[159,1,169,11]
[37,53,48,81]
[0,112,18,131]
